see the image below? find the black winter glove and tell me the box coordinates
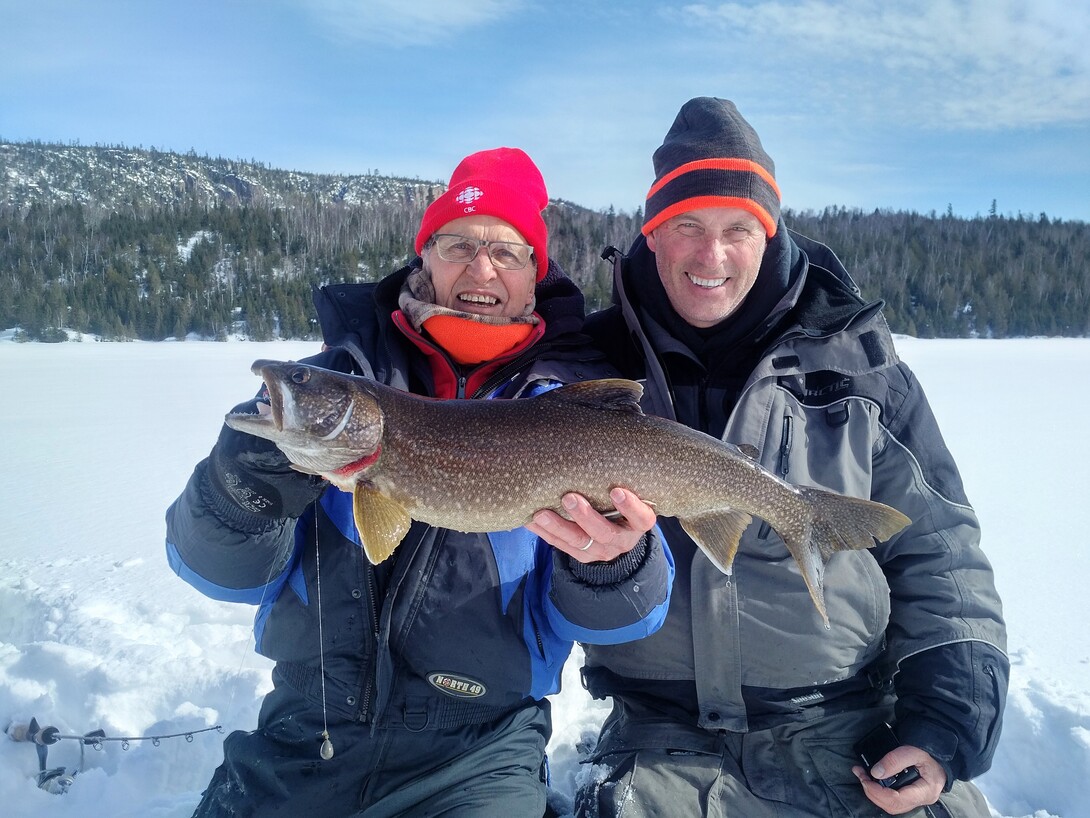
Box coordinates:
[204,397,327,524]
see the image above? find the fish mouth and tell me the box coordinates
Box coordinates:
[251,360,289,431]
[246,360,356,441]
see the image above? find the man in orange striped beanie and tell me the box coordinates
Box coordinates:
[531,97,1007,818]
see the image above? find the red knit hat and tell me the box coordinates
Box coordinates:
[415,147,550,281]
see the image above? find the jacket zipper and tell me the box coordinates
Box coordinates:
[468,339,563,399]
[352,325,561,716]
[359,525,433,729]
[356,565,380,723]
[531,612,546,659]
[758,415,794,541]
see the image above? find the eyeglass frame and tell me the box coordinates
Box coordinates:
[427,233,535,271]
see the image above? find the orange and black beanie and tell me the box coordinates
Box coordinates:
[643,97,782,238]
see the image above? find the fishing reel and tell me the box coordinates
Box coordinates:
[36,767,76,795]
[6,718,104,795]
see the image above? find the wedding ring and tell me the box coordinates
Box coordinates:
[579,538,594,552]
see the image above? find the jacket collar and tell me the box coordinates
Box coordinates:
[313,258,591,399]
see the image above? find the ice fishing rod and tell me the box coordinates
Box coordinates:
[7,717,223,795]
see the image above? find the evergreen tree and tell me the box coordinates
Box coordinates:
[2,143,1088,341]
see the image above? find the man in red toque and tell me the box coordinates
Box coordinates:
[166,147,673,817]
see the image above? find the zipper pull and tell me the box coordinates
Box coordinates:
[778,416,793,478]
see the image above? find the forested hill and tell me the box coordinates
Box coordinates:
[2,141,1087,341]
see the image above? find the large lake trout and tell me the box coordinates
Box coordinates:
[227,360,910,625]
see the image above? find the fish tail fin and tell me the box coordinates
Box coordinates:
[679,510,754,575]
[787,489,911,627]
[801,488,911,559]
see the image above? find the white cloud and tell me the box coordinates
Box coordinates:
[295,0,526,46]
[678,0,1090,129]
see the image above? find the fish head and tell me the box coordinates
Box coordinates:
[226,359,385,483]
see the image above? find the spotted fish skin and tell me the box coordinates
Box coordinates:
[226,360,911,626]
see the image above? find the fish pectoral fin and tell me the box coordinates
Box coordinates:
[678,510,753,575]
[352,486,412,565]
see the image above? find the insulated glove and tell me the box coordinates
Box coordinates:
[206,396,327,521]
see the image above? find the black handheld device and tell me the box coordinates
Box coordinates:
[853,722,922,790]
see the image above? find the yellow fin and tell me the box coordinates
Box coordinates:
[679,509,753,574]
[352,485,411,564]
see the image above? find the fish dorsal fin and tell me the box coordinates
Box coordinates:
[538,378,645,414]
[734,443,760,461]
[352,485,412,565]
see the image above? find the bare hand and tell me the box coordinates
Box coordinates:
[525,489,656,564]
[852,745,947,815]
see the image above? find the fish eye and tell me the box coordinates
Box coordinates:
[290,367,311,385]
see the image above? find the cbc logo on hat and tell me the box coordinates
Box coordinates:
[455,186,484,205]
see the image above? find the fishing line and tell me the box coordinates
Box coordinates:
[315,510,334,760]
[227,501,332,760]
[216,501,332,761]
[12,502,336,796]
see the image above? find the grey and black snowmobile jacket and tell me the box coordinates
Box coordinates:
[580,229,1007,787]
[166,260,673,731]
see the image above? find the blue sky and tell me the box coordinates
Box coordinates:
[2,0,1088,221]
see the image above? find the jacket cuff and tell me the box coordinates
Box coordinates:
[895,715,960,792]
[893,641,1008,786]
[564,534,650,586]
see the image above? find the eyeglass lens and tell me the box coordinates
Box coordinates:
[433,234,532,270]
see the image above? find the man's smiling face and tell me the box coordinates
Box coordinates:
[647,207,768,328]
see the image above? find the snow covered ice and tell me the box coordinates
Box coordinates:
[0,336,1087,817]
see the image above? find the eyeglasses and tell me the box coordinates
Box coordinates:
[430,234,534,271]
